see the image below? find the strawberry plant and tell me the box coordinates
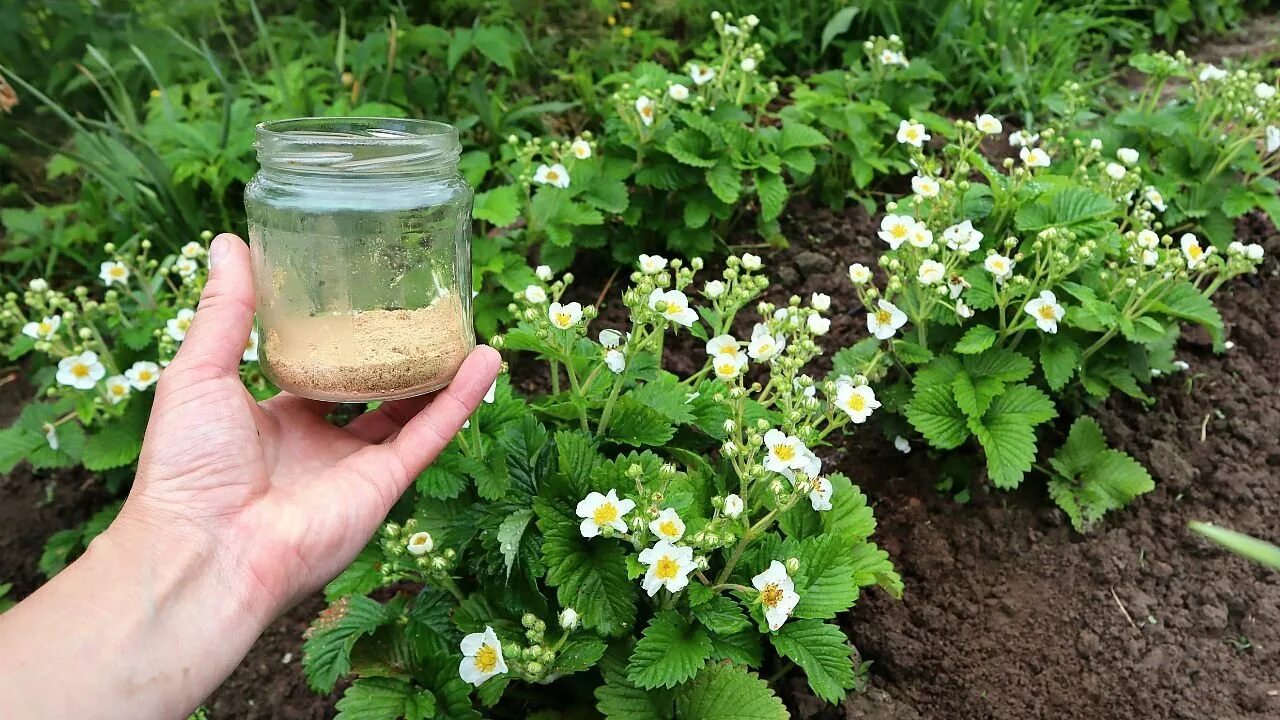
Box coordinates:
[301,254,900,718]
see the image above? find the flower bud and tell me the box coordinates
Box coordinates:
[559,608,579,629]
[406,531,434,555]
[785,557,800,573]
[522,613,539,629]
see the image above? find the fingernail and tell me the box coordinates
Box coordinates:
[209,235,228,269]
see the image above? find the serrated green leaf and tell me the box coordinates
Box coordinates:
[334,677,435,720]
[627,610,713,690]
[473,184,522,227]
[303,595,394,693]
[892,340,934,365]
[416,451,469,499]
[770,620,856,704]
[848,541,902,597]
[555,429,602,497]
[905,385,969,449]
[780,122,828,151]
[1048,417,1153,532]
[325,545,384,601]
[628,374,697,425]
[82,405,147,471]
[952,370,1003,419]
[1040,334,1081,391]
[597,645,675,720]
[706,162,742,204]
[536,498,637,635]
[1122,316,1169,343]
[1151,280,1224,346]
[496,509,534,578]
[673,664,788,720]
[707,628,763,666]
[691,595,751,634]
[971,413,1038,490]
[755,172,787,222]
[793,535,859,619]
[555,637,608,674]
[605,397,676,447]
[987,384,1057,425]
[667,129,719,168]
[954,325,997,354]
[962,348,1033,384]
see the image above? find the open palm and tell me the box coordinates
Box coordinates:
[119,233,499,614]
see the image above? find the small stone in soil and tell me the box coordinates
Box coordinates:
[793,250,833,276]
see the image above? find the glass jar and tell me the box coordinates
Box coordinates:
[245,117,474,402]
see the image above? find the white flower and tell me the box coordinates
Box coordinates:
[165,308,195,341]
[880,49,908,67]
[956,300,974,319]
[55,351,106,390]
[723,23,740,35]
[1255,82,1276,100]
[908,223,934,249]
[668,83,690,101]
[99,261,129,286]
[635,95,656,126]
[1225,340,1236,350]
[533,163,571,188]
[807,314,830,335]
[712,350,749,380]
[1246,243,1264,261]
[648,289,698,327]
[722,494,744,519]
[943,219,983,252]
[1136,229,1160,250]
[649,508,686,542]
[569,138,593,160]
[242,329,259,362]
[21,315,61,340]
[1180,233,1210,268]
[706,334,740,359]
[600,328,624,347]
[180,241,205,259]
[1229,241,1245,256]
[483,380,497,404]
[866,299,907,340]
[1009,130,1039,147]
[43,423,59,452]
[743,13,759,27]
[459,627,507,687]
[125,361,161,390]
[29,278,48,292]
[741,253,762,271]
[638,253,667,273]
[809,476,833,511]
[638,540,695,596]
[524,284,548,303]
[576,489,635,538]
[1117,148,1139,165]
[1089,138,1104,151]
[559,608,579,629]
[1199,64,1227,82]
[740,57,757,72]
[752,561,800,631]
[1024,290,1065,333]
[548,301,584,330]
[781,448,822,485]
[1019,147,1050,168]
[975,113,1002,134]
[104,375,131,405]
[809,293,831,312]
[748,323,785,361]
[917,259,945,285]
[836,383,880,424]
[948,276,969,299]
[406,531,434,555]
[984,254,1014,281]
[690,63,715,85]
[174,257,199,278]
[536,265,554,281]
[1104,162,1127,181]
[894,436,911,454]
[911,175,940,198]
[1172,360,1191,372]
[896,120,929,147]
[878,214,915,250]
[604,349,626,374]
[848,263,872,284]
[704,280,725,298]
[1266,126,1280,154]
[763,428,809,474]
[1145,187,1167,211]
[1141,248,1159,267]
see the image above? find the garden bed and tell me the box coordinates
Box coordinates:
[6,202,1273,718]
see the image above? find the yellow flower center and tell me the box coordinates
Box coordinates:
[593,502,618,526]
[875,310,892,324]
[717,362,737,376]
[38,322,52,334]
[554,312,571,327]
[1188,245,1202,260]
[138,370,153,382]
[760,583,784,608]
[906,128,919,141]
[774,444,796,462]
[659,520,679,537]
[641,105,653,118]
[1038,305,1057,320]
[655,556,679,580]
[111,384,126,396]
[110,266,125,278]
[890,225,907,238]
[410,536,427,548]
[72,364,90,378]
[474,644,499,673]
[846,394,866,412]
[992,261,1006,272]
[546,170,560,182]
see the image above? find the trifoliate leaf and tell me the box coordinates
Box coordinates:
[691,595,751,634]
[1047,417,1154,532]
[416,451,469,500]
[334,677,435,720]
[905,384,970,449]
[779,122,829,151]
[769,620,856,704]
[673,664,788,720]
[952,370,1004,419]
[536,498,637,635]
[1040,334,1081,391]
[953,325,997,354]
[82,402,147,471]
[986,384,1057,425]
[627,610,713,690]
[473,184,522,227]
[962,348,1033,384]
[325,545,383,601]
[605,397,677,447]
[303,595,395,693]
[628,373,698,425]
[666,129,719,168]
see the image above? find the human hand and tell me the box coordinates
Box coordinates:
[116,232,500,618]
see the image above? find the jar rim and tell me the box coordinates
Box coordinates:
[255,117,461,174]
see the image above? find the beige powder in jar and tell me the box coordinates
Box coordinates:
[263,294,470,400]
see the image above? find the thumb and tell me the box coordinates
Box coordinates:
[171,233,256,379]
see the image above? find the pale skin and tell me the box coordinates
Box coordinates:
[0,233,500,719]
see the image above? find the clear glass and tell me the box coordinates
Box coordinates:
[245,117,474,402]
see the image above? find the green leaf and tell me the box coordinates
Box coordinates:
[821,6,860,51]
[769,620,856,704]
[674,664,788,720]
[691,595,751,634]
[962,348,1033,384]
[987,384,1057,425]
[537,498,637,635]
[627,610,713,690]
[848,541,903,597]
[597,646,675,720]
[496,509,534,578]
[707,629,763,666]
[605,397,677,447]
[1047,417,1154,532]
[334,677,435,720]
[1121,316,1168,344]
[1040,335,1081,391]
[780,122,828,151]
[1151,280,1224,346]
[952,370,1003,419]
[1015,186,1116,234]
[555,429,603,496]
[325,545,384,601]
[39,528,81,578]
[954,325,997,354]
[667,129,719,168]
[905,385,969,449]
[416,451,469,499]
[970,413,1038,490]
[628,374,697,425]
[706,162,742,204]
[792,535,859,619]
[81,405,147,471]
[892,340,934,365]
[472,26,519,73]
[303,596,394,693]
[555,637,608,674]
[755,172,787,222]
[473,185,522,227]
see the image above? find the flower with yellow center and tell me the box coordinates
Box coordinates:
[848,263,873,285]
[55,351,106,390]
[104,375,131,405]
[576,489,636,538]
[21,314,61,341]
[638,253,667,274]
[866,299,907,340]
[99,261,130,287]
[570,138,592,160]
[181,241,205,259]
[911,175,940,199]
[706,334,740,359]
[835,383,880,424]
[943,219,983,253]
[689,63,715,86]
[668,83,690,101]
[166,308,195,342]
[125,361,161,390]
[984,254,1014,282]
[809,476,833,511]
[548,301,584,330]
[763,429,809,474]
[747,323,785,362]
[458,626,507,686]
[1024,290,1065,334]
[896,119,929,147]
[635,95,656,127]
[648,508,686,542]
[752,561,800,631]
[976,113,1002,135]
[638,540,695,596]
[406,531,434,556]
[1019,146,1050,168]
[1180,233,1210,269]
[713,350,748,380]
[877,214,915,250]
[1144,187,1167,212]
[647,289,697,327]
[534,163,571,188]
